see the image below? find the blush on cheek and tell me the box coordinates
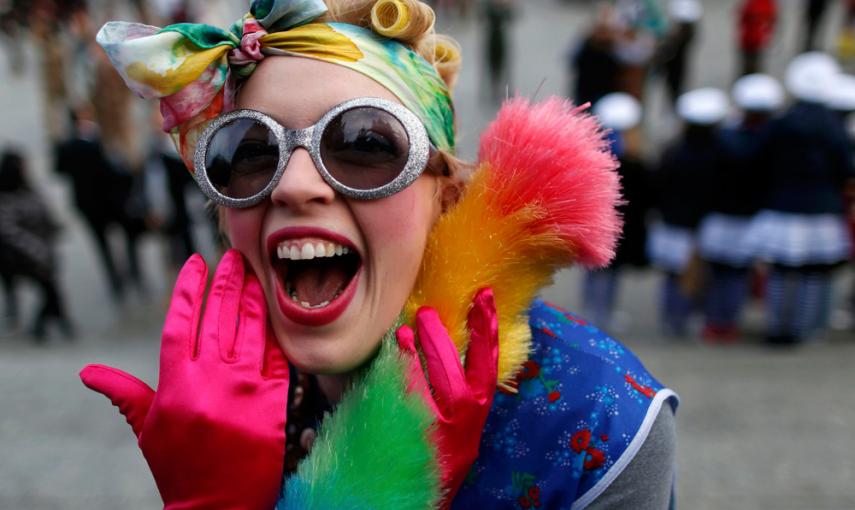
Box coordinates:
[364,196,417,238]
[223,208,266,277]
[224,209,255,248]
[360,178,438,240]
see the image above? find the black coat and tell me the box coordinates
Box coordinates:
[54,137,116,222]
[758,101,855,214]
[709,121,772,216]
[612,155,653,267]
[571,37,619,106]
[654,127,721,229]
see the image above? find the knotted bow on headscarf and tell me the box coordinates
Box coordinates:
[97,0,455,168]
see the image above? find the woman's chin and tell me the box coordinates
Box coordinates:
[267,283,381,375]
[277,334,377,375]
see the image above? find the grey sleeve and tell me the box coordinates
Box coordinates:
[585,405,677,510]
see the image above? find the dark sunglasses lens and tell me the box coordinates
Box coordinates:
[204,118,279,199]
[320,107,410,191]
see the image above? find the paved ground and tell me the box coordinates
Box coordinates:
[1,1,854,509]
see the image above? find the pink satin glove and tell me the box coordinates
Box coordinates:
[396,288,499,509]
[80,250,289,510]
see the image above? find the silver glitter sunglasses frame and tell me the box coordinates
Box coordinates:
[193,97,432,208]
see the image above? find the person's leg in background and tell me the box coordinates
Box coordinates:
[766,264,799,345]
[83,214,124,299]
[0,271,18,329]
[31,272,74,341]
[704,262,750,341]
[792,266,831,340]
[583,267,620,331]
[662,272,693,337]
[120,219,148,294]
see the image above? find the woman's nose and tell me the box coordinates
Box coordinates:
[270,147,335,211]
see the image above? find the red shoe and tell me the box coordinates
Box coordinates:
[703,324,739,344]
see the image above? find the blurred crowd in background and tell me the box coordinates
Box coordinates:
[567,0,855,347]
[0,0,853,349]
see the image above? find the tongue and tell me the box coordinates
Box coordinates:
[291,259,349,306]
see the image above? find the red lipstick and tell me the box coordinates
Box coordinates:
[266,226,361,327]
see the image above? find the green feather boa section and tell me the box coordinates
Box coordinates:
[277,331,441,509]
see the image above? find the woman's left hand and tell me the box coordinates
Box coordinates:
[395,288,499,508]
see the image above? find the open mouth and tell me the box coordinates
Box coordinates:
[267,228,362,326]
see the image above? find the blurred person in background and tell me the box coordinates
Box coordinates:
[836,0,855,62]
[613,16,656,100]
[826,72,855,332]
[72,8,152,288]
[804,0,830,52]
[0,149,73,341]
[583,92,653,333]
[55,105,143,300]
[569,4,621,106]
[616,0,668,39]
[613,0,668,101]
[747,53,854,345]
[737,0,777,77]
[699,74,783,342]
[482,0,515,104]
[0,0,28,75]
[820,72,855,330]
[0,0,90,147]
[31,0,73,149]
[143,110,202,274]
[656,0,702,109]
[0,253,17,330]
[649,87,728,337]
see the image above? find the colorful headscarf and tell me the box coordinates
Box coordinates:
[96,0,455,169]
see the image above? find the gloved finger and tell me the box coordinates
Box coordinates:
[415,307,467,418]
[160,254,208,368]
[396,325,440,417]
[230,271,267,365]
[262,327,289,380]
[79,364,155,439]
[198,249,244,361]
[464,288,499,398]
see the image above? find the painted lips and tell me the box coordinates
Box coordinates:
[266,226,361,327]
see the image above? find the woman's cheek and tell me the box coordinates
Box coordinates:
[364,178,437,245]
[224,208,265,271]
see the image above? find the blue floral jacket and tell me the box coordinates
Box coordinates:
[452,300,679,509]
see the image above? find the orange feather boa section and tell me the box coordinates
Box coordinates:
[406,97,622,388]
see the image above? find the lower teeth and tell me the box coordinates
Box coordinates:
[289,289,340,309]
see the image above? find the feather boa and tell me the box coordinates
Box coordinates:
[407,97,621,387]
[278,330,441,509]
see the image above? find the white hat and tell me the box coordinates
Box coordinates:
[732,73,784,112]
[826,73,855,112]
[594,92,643,131]
[785,52,840,102]
[676,87,729,125]
[669,0,702,23]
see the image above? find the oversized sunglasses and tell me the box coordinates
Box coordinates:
[193,97,432,208]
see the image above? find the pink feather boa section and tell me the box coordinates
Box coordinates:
[478,96,623,268]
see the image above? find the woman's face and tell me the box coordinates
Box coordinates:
[226,57,441,374]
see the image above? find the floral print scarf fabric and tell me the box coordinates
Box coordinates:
[96,0,455,169]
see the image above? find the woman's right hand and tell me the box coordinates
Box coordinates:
[396,288,499,509]
[80,250,290,510]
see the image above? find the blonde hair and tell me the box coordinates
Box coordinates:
[319,0,463,92]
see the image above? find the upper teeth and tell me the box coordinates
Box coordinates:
[276,240,351,260]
